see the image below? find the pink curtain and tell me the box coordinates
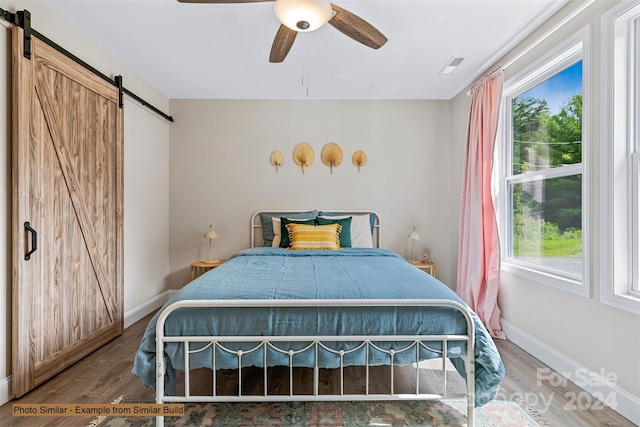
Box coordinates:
[457,69,505,339]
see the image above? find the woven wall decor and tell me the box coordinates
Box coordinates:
[321,142,343,174]
[292,142,314,174]
[269,150,284,172]
[352,150,367,171]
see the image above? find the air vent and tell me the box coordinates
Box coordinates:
[439,57,465,75]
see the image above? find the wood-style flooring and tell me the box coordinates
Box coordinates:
[0,312,634,426]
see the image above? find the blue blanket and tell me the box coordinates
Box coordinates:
[132,248,504,406]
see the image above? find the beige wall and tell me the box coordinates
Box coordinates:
[123,99,171,313]
[448,0,640,403]
[448,93,470,287]
[167,100,453,289]
[0,0,171,398]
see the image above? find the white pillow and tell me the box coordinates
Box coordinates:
[271,217,282,247]
[318,214,373,248]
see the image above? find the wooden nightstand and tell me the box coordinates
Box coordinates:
[190,260,226,281]
[411,261,436,277]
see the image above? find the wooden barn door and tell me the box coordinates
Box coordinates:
[11,26,124,397]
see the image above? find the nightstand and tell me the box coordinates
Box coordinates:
[411,261,436,277]
[190,260,226,281]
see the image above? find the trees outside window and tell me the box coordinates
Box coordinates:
[509,62,582,275]
[498,29,589,295]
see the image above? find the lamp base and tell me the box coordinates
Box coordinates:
[408,259,421,264]
[202,259,220,264]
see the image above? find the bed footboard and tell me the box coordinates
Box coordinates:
[154,299,476,427]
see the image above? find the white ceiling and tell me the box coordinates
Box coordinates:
[42,0,568,100]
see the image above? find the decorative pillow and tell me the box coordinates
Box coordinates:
[286,223,342,250]
[315,217,352,248]
[271,218,284,247]
[272,217,317,247]
[279,217,316,248]
[317,214,373,248]
[259,210,318,246]
[318,211,375,234]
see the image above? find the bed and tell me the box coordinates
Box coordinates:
[132,210,504,427]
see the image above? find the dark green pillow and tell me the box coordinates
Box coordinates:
[279,218,316,248]
[316,217,352,248]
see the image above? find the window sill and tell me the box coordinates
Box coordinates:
[600,289,640,315]
[501,260,590,297]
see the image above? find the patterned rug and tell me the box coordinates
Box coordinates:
[89,396,550,427]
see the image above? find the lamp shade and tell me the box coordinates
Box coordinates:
[407,224,422,241]
[275,0,333,32]
[204,223,218,239]
[203,230,218,240]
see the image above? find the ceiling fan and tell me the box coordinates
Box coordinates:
[177,0,388,63]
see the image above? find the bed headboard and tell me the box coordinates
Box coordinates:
[251,210,381,248]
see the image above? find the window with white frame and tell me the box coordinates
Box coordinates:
[601,1,640,313]
[498,27,590,296]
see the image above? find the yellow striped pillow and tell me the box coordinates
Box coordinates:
[285,223,342,250]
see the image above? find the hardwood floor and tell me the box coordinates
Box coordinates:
[0,312,634,426]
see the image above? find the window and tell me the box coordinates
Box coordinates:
[601,1,640,313]
[497,27,590,296]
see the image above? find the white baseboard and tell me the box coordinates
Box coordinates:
[0,290,178,407]
[501,319,640,426]
[0,375,11,407]
[123,289,177,329]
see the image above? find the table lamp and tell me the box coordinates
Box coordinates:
[407,224,422,264]
[203,224,219,264]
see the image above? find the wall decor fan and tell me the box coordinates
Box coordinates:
[321,142,343,174]
[178,0,387,63]
[293,142,314,173]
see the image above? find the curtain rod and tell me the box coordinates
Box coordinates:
[0,8,174,123]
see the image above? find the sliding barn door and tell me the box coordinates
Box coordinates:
[11,27,124,397]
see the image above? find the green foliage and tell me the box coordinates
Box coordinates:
[512,215,582,257]
[511,97,550,174]
[540,175,582,231]
[512,93,582,173]
[510,90,583,249]
[513,214,556,240]
[546,94,582,165]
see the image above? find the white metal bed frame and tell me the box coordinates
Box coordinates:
[154,211,477,426]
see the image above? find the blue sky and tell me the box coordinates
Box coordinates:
[519,61,582,115]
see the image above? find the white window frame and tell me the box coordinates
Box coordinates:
[600,1,640,314]
[496,26,591,297]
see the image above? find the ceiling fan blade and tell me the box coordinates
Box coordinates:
[177,0,273,3]
[270,24,298,63]
[328,3,387,50]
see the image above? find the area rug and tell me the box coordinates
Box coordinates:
[89,396,549,427]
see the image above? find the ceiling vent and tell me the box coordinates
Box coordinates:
[439,57,465,75]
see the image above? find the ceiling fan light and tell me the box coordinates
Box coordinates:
[275,0,333,32]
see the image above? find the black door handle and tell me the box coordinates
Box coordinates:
[24,222,37,261]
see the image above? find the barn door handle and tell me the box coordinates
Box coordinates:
[24,222,37,261]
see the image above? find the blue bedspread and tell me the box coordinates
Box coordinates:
[132,248,504,406]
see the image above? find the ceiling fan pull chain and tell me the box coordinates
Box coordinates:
[301,32,306,88]
[299,32,310,97]
[306,36,310,98]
